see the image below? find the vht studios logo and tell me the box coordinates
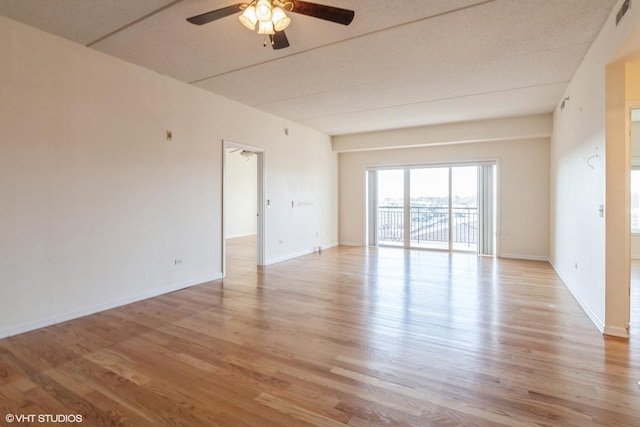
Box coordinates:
[5,413,83,423]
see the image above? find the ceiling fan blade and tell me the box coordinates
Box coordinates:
[270,31,290,49]
[186,3,244,25]
[290,1,355,25]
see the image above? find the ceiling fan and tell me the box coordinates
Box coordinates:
[186,0,355,49]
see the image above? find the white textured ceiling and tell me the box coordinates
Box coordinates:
[0,0,618,135]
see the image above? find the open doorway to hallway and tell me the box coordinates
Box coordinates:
[630,108,640,333]
[223,142,265,275]
[226,234,258,272]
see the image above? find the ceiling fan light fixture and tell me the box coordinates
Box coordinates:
[255,0,272,22]
[186,1,355,48]
[238,5,258,30]
[272,7,290,31]
[257,20,275,35]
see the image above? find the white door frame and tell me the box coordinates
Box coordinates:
[222,140,266,276]
[627,102,640,332]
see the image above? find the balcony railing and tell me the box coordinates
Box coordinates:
[377,206,477,247]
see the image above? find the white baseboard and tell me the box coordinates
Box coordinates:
[550,262,605,334]
[338,242,364,247]
[0,273,223,340]
[603,325,630,338]
[265,243,339,266]
[552,263,630,338]
[499,253,550,262]
[323,242,339,251]
[226,233,257,239]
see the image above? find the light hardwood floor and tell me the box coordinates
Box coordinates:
[1,238,639,426]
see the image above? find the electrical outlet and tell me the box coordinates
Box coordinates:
[166,130,173,141]
[174,259,183,265]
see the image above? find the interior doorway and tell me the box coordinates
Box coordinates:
[367,163,496,255]
[222,141,265,275]
[630,108,640,332]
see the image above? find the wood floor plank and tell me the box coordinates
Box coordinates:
[0,236,639,425]
[255,392,347,427]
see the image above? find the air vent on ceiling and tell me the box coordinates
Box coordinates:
[616,0,631,26]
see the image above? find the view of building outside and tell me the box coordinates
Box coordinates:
[377,166,478,251]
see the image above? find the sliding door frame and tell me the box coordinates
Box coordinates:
[366,160,500,255]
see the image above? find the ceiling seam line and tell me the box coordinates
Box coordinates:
[219,42,592,108]
[86,0,186,47]
[247,53,586,106]
[188,0,498,84]
[286,80,571,120]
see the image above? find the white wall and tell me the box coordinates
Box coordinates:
[550,0,640,336]
[333,114,552,153]
[632,121,640,259]
[225,150,257,238]
[338,137,550,260]
[0,16,338,338]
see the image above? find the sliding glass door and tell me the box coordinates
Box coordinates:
[376,169,404,246]
[451,166,478,251]
[370,163,494,254]
[410,167,450,250]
